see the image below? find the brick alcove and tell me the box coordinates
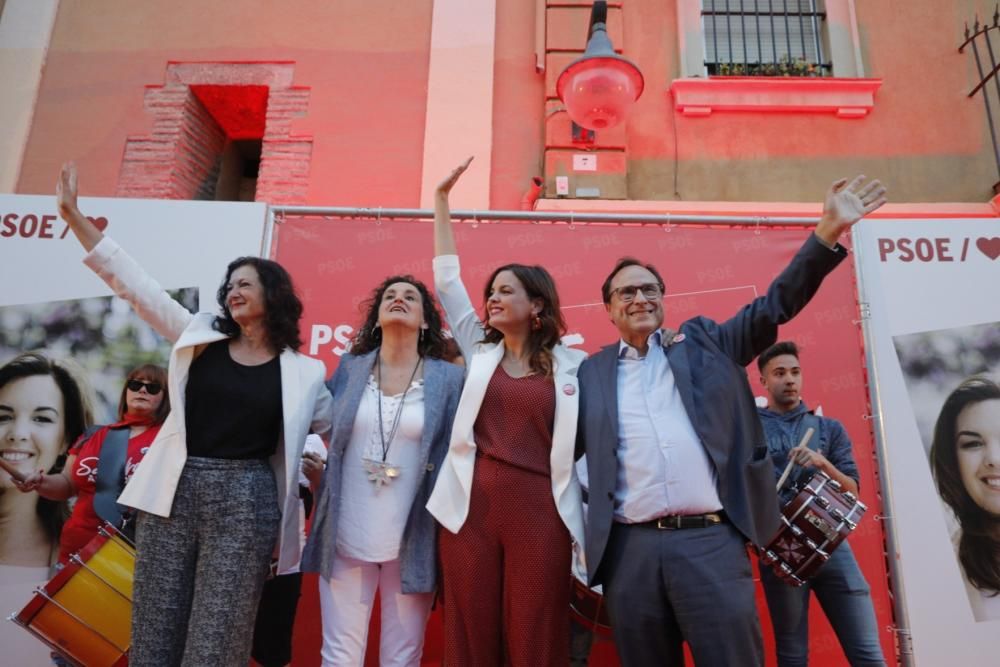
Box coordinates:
[117,62,311,204]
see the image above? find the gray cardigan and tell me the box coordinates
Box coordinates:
[300,350,463,593]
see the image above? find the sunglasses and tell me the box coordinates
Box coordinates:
[127,379,163,395]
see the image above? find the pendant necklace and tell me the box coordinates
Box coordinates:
[364,352,421,488]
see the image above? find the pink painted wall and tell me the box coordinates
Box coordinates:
[16,0,434,207]
[13,0,1000,205]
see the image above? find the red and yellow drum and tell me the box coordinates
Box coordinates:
[12,523,134,667]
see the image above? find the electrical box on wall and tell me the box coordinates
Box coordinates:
[544,150,626,199]
[555,176,570,196]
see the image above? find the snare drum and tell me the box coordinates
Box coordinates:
[11,523,134,667]
[760,471,866,586]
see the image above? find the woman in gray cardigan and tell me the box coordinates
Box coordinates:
[301,275,463,667]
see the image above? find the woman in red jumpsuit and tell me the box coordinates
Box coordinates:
[426,158,587,665]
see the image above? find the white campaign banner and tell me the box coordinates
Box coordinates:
[0,194,266,665]
[853,220,1000,665]
[1,194,267,308]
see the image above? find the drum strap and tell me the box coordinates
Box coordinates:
[93,426,131,526]
[789,412,822,489]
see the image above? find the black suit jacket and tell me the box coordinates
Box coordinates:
[577,234,847,585]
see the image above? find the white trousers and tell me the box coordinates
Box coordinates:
[318,553,434,667]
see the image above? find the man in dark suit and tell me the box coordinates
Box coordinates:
[575,175,886,666]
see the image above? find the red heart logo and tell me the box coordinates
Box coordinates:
[87,216,109,231]
[976,237,1000,260]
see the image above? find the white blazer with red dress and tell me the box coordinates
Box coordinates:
[425,254,586,574]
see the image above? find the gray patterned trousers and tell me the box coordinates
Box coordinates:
[130,456,280,667]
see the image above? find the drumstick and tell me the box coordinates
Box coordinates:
[0,457,29,483]
[775,427,815,492]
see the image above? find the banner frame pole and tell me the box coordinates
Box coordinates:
[262,206,278,259]
[268,205,819,227]
[851,223,915,666]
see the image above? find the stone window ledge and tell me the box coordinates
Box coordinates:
[669,77,882,119]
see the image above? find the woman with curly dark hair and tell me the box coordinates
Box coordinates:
[301,275,463,666]
[425,158,586,665]
[55,163,332,666]
[931,375,1000,621]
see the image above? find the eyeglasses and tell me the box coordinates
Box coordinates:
[127,379,163,395]
[609,283,664,303]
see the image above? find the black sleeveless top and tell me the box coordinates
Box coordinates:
[184,340,282,459]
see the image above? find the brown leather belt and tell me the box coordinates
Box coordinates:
[635,512,725,530]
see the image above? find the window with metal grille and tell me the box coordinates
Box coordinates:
[702,0,831,77]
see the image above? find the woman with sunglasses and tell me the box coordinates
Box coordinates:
[9,364,169,564]
[54,163,333,666]
[426,158,586,665]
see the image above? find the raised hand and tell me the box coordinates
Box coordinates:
[433,157,473,256]
[55,161,103,251]
[57,161,81,221]
[435,156,473,198]
[814,175,887,246]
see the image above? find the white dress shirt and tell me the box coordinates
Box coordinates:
[614,330,723,522]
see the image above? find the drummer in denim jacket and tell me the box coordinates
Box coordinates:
[756,341,885,667]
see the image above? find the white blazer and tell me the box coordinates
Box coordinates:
[83,238,333,573]
[425,255,586,573]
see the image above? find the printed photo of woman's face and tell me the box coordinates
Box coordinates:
[956,398,1000,518]
[0,375,66,488]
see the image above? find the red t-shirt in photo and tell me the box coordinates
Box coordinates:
[58,424,160,561]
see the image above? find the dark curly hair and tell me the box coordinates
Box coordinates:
[117,364,170,425]
[931,376,1000,596]
[481,264,566,377]
[214,257,303,352]
[0,352,95,551]
[350,276,453,360]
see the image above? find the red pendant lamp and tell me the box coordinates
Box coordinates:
[555,1,644,131]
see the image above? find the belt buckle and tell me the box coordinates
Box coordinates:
[655,516,681,530]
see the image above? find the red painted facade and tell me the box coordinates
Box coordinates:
[12,0,1000,208]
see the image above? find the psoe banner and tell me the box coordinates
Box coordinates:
[0,193,266,666]
[275,216,894,667]
[854,220,1000,665]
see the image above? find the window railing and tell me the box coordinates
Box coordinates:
[960,8,1000,192]
[702,0,831,77]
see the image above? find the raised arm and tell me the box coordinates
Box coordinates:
[57,162,194,343]
[431,157,484,359]
[712,175,887,365]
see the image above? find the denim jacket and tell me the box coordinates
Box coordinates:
[757,401,859,504]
